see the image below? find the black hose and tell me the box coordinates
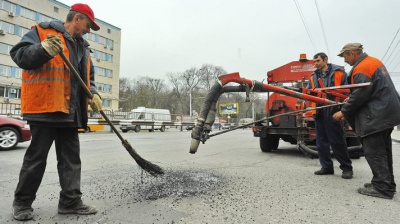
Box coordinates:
[189,81,272,154]
[298,141,363,157]
[189,83,223,153]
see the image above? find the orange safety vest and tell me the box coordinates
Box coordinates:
[21,25,91,114]
[309,70,344,114]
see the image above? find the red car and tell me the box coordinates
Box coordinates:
[0,116,31,150]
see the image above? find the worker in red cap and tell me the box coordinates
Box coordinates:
[10,3,102,221]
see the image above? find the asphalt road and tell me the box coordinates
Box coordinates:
[1,128,400,224]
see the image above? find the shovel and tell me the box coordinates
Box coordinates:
[59,51,164,177]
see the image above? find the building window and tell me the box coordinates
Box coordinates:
[94,82,112,93]
[1,0,17,13]
[94,66,113,78]
[84,33,114,50]
[0,86,20,99]
[107,28,111,34]
[38,13,53,23]
[103,84,112,93]
[0,64,22,78]
[0,20,14,34]
[96,82,103,92]
[54,6,59,13]
[20,7,36,20]
[19,26,30,37]
[0,43,12,55]
[102,99,111,107]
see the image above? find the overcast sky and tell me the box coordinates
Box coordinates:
[57,0,400,86]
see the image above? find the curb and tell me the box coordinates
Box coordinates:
[392,138,400,143]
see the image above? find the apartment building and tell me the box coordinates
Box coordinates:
[0,0,121,110]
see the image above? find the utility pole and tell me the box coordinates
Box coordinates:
[189,87,192,117]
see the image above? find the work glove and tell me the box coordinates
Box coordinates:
[41,34,63,57]
[89,94,102,112]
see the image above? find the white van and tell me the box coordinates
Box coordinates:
[120,107,171,132]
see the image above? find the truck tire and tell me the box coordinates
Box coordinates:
[160,126,165,132]
[134,125,141,132]
[260,135,279,152]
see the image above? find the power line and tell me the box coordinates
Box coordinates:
[385,37,400,67]
[294,0,317,52]
[315,0,330,57]
[382,28,400,62]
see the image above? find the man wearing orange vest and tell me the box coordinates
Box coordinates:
[334,43,400,199]
[10,3,102,221]
[306,52,353,179]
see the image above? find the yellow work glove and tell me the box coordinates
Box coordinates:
[41,34,63,57]
[89,94,102,112]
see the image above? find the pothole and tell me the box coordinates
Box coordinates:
[144,169,223,200]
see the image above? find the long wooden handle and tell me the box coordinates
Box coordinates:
[60,52,126,142]
[59,52,93,99]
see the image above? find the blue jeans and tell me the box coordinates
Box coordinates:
[315,109,352,171]
[14,125,82,207]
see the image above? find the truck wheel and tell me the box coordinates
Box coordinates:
[260,135,279,152]
[122,130,128,133]
[160,126,165,132]
[134,126,141,132]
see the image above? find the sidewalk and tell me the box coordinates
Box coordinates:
[392,125,400,143]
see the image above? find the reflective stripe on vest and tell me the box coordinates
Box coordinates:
[21,25,92,114]
[21,25,70,114]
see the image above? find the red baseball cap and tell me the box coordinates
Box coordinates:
[70,3,100,31]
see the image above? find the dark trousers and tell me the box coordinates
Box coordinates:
[361,128,396,196]
[315,109,352,171]
[14,125,82,207]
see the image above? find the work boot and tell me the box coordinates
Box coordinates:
[58,200,97,215]
[364,183,372,188]
[314,169,334,175]
[13,204,34,221]
[341,170,353,179]
[357,186,393,199]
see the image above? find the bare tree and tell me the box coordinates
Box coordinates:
[167,72,188,114]
[118,77,134,111]
[119,64,228,116]
[199,64,227,91]
[145,77,167,108]
[182,67,203,116]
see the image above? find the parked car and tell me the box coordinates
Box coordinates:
[0,116,31,150]
[221,123,232,130]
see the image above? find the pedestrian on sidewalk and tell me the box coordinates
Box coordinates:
[334,43,400,199]
[10,3,102,221]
